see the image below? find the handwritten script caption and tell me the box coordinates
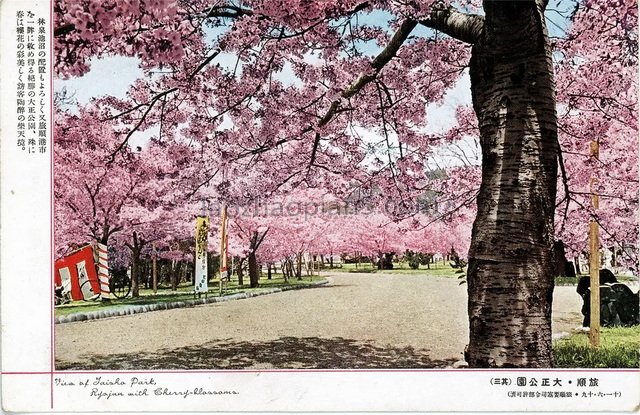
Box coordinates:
[55,376,240,400]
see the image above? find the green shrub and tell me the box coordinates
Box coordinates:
[408,258,420,270]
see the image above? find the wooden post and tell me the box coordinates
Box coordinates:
[219,205,228,296]
[152,243,157,294]
[589,140,600,348]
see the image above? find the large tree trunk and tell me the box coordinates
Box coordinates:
[465,1,557,367]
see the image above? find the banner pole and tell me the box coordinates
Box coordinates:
[589,140,600,348]
[152,243,157,294]
[219,205,228,296]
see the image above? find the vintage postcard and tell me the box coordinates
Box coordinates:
[1,0,639,412]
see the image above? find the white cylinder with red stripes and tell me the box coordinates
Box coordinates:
[96,242,110,300]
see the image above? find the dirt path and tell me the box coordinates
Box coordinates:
[55,273,583,370]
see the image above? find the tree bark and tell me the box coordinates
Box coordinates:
[553,240,567,278]
[160,261,169,286]
[247,229,269,288]
[296,252,303,280]
[177,262,183,285]
[131,249,140,297]
[283,257,293,281]
[126,231,145,298]
[464,1,557,367]
[142,260,149,289]
[170,260,178,291]
[236,257,245,286]
[248,251,259,287]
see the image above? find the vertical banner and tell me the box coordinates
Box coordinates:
[195,216,209,293]
[96,242,110,300]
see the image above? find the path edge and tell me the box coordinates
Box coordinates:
[55,279,330,324]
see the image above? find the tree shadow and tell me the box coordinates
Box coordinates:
[56,336,458,370]
[308,284,356,289]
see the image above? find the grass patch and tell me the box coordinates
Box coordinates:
[327,262,465,278]
[55,292,200,317]
[344,266,378,273]
[55,275,324,318]
[553,326,640,368]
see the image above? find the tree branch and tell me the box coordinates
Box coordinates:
[291,19,416,169]
[420,7,484,44]
[308,132,321,168]
[234,19,416,162]
[255,228,269,250]
[106,100,159,164]
[54,23,75,37]
[205,5,254,19]
[342,19,418,99]
[188,49,222,79]
[103,87,178,121]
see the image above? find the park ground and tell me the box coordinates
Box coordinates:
[54,270,624,370]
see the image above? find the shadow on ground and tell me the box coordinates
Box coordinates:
[56,336,457,370]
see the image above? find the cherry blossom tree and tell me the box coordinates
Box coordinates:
[54,106,143,249]
[55,106,201,294]
[554,0,638,267]
[53,0,638,367]
[118,145,199,296]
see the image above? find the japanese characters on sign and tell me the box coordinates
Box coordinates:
[194,216,209,293]
[15,10,47,154]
